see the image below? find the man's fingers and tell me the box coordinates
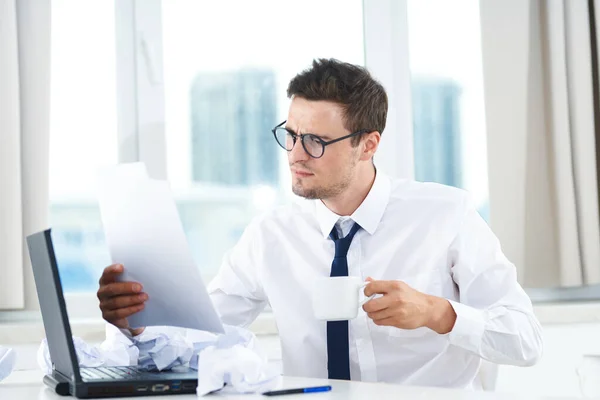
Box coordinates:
[364,280,403,296]
[367,307,395,321]
[97,282,143,299]
[362,295,391,313]
[99,264,124,285]
[102,304,145,321]
[371,316,395,327]
[100,293,148,311]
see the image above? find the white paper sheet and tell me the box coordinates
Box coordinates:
[96,163,224,334]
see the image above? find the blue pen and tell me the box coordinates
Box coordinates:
[262,385,332,396]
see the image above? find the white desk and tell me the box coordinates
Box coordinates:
[0,371,585,400]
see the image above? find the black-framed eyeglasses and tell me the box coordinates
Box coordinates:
[271,120,370,159]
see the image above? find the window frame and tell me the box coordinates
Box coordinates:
[363,0,415,179]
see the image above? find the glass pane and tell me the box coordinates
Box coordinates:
[49,0,117,292]
[407,0,490,220]
[162,0,365,281]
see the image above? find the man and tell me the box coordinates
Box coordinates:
[97,59,543,389]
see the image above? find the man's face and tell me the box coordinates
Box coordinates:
[285,97,362,200]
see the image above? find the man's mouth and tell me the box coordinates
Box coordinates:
[291,168,314,177]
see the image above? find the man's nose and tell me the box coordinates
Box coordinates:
[288,137,310,163]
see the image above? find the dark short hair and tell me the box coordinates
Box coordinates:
[287,58,388,145]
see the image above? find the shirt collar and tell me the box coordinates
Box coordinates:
[314,171,391,238]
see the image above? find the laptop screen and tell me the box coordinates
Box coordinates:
[27,229,81,382]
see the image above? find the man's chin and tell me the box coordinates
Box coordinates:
[292,184,319,200]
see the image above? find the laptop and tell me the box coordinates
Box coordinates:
[27,228,199,398]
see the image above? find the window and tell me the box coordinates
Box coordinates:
[49,0,118,292]
[160,0,365,281]
[407,0,490,220]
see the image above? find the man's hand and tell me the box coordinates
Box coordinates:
[97,264,147,336]
[363,278,456,334]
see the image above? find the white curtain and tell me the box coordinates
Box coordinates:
[480,0,600,288]
[0,0,51,310]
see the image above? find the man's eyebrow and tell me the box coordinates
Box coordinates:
[285,125,331,140]
[310,132,332,140]
[284,126,298,135]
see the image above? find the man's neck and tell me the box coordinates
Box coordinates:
[321,166,376,216]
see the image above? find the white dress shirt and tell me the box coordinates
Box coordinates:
[204,172,543,389]
[111,172,543,389]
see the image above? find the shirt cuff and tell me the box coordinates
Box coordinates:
[118,327,134,339]
[447,300,486,354]
[118,327,146,341]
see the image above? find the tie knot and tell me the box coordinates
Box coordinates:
[329,222,361,259]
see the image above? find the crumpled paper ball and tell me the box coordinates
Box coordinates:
[38,336,139,374]
[195,343,281,396]
[135,332,193,371]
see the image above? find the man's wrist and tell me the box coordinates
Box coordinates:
[425,295,457,334]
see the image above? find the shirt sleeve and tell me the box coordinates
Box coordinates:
[446,195,544,367]
[206,218,268,328]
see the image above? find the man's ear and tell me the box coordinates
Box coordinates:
[360,131,381,161]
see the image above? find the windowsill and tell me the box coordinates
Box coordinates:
[3,300,600,345]
[0,312,279,345]
[531,301,600,325]
[526,284,600,303]
[526,284,600,324]
[0,317,107,346]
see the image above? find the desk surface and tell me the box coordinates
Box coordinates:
[0,371,584,399]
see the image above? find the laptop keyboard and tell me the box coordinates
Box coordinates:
[80,366,143,381]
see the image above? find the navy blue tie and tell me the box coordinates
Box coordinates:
[327,222,361,380]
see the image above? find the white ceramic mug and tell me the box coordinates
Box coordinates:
[312,276,375,321]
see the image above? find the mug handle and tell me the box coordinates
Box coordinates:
[358,282,376,307]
